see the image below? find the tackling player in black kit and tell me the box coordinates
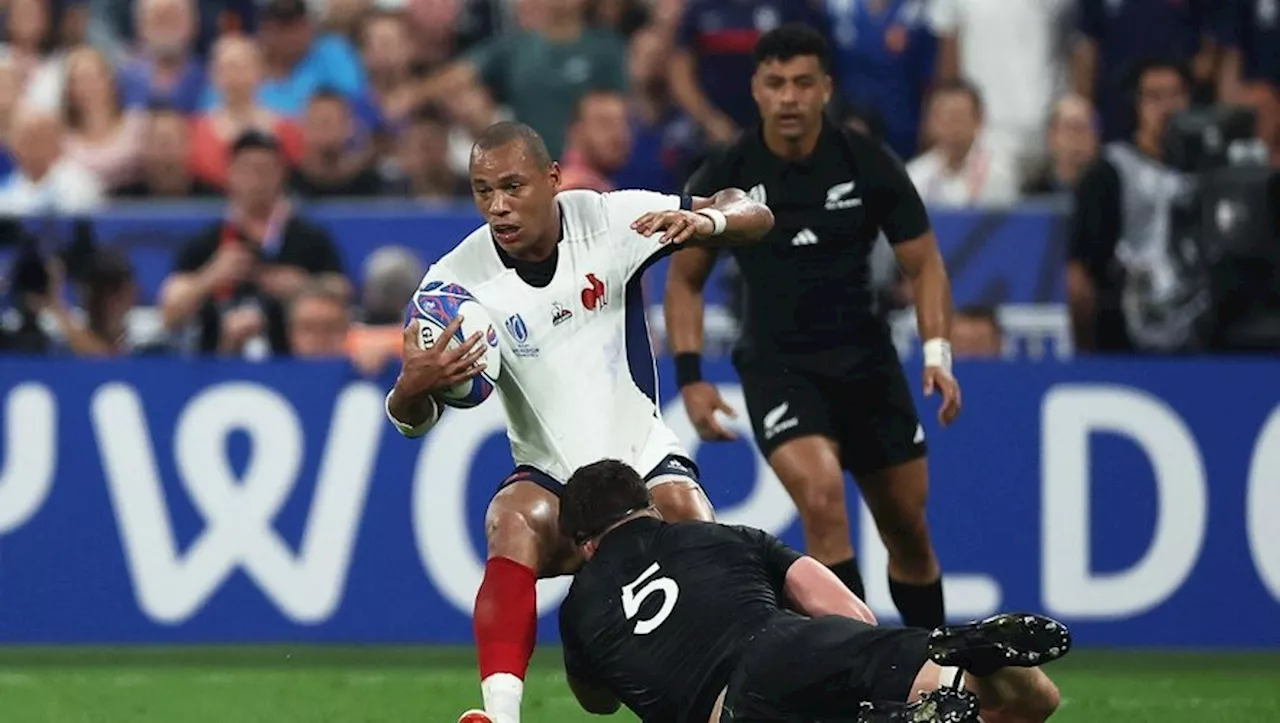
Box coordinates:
[665,25,959,629]
[557,460,1067,723]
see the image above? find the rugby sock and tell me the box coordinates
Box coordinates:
[474,556,537,723]
[827,557,866,600]
[888,576,945,629]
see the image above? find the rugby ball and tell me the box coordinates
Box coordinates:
[407,281,501,408]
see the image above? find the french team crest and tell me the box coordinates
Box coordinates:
[505,314,529,344]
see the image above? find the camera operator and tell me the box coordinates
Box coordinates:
[159,131,349,358]
[1067,58,1211,353]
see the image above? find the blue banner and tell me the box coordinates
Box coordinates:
[1,357,1276,647]
[5,202,1067,307]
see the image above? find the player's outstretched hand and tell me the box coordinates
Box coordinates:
[396,316,487,398]
[923,367,962,427]
[632,209,714,246]
[681,381,738,441]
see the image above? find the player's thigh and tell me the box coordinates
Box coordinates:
[647,454,715,522]
[486,469,580,576]
[832,360,928,480]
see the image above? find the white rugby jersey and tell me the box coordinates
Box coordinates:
[411,189,693,483]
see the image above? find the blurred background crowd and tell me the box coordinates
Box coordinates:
[1,0,1278,367]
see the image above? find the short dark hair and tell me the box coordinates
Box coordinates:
[560,460,651,545]
[231,129,282,157]
[753,23,830,73]
[931,78,985,119]
[471,121,553,168]
[82,248,134,295]
[571,89,626,124]
[1127,57,1193,98]
[410,102,449,128]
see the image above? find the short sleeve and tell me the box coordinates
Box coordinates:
[866,140,932,243]
[684,151,730,198]
[926,0,962,35]
[730,525,802,591]
[465,35,511,99]
[603,189,693,279]
[173,227,220,274]
[1077,0,1105,41]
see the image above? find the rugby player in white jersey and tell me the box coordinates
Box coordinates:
[384,121,774,723]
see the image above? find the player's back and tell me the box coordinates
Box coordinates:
[559,518,801,723]
[418,189,691,481]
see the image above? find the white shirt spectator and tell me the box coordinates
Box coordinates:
[907,141,1019,209]
[0,159,105,214]
[928,0,1073,167]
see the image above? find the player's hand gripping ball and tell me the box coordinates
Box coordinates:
[407,281,501,408]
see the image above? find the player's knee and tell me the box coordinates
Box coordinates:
[484,506,542,559]
[877,506,933,557]
[794,478,849,537]
[1024,678,1061,720]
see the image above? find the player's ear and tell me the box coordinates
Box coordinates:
[549,161,562,191]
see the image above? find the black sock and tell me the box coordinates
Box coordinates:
[826,558,866,600]
[889,576,945,629]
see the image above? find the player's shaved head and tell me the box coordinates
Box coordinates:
[471,121,553,169]
[561,460,653,546]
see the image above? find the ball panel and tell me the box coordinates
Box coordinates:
[405,282,501,409]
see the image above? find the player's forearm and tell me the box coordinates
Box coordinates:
[664,282,706,355]
[905,248,953,344]
[784,557,877,624]
[695,189,774,246]
[385,385,442,438]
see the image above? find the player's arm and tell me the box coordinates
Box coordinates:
[735,525,877,624]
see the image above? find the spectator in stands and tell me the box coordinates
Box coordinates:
[1023,94,1100,197]
[1216,1,1280,165]
[360,10,424,132]
[115,106,220,198]
[385,105,469,200]
[443,82,510,177]
[401,0,465,70]
[611,25,697,194]
[317,0,373,40]
[61,46,146,191]
[116,0,207,114]
[6,0,69,110]
[1072,0,1215,142]
[160,131,349,358]
[830,0,935,161]
[0,58,22,180]
[36,249,168,356]
[1067,59,1209,354]
[672,2,829,146]
[907,79,1019,208]
[287,283,351,358]
[292,89,383,197]
[588,0,651,38]
[951,306,1004,358]
[0,106,104,214]
[201,0,371,124]
[347,244,423,376]
[560,90,631,192]
[397,0,627,158]
[930,0,1072,174]
[190,36,304,189]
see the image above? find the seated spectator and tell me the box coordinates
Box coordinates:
[611,25,698,194]
[115,107,221,198]
[359,10,426,135]
[36,249,168,357]
[202,0,373,125]
[190,36,304,189]
[443,82,510,178]
[951,306,1004,359]
[560,90,632,192]
[2,0,62,104]
[288,283,351,358]
[383,105,469,200]
[159,131,349,358]
[117,0,207,114]
[1023,94,1100,197]
[907,79,1019,208]
[397,0,626,158]
[61,46,146,191]
[347,244,423,376]
[0,106,103,214]
[292,89,384,197]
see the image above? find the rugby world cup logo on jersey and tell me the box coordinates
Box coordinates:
[505,313,539,357]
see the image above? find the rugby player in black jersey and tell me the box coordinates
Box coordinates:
[665,24,960,629]
[557,460,1067,723]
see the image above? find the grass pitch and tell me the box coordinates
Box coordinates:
[0,647,1276,722]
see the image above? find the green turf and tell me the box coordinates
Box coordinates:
[0,647,1276,722]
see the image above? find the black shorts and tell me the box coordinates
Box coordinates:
[721,615,929,723]
[735,353,927,477]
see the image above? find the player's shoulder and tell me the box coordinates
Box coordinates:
[425,223,504,286]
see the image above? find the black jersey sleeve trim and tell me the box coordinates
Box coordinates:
[679,193,693,211]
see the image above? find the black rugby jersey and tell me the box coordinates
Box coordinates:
[559,518,803,723]
[686,121,931,371]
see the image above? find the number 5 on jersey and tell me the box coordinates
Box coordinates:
[621,563,679,635]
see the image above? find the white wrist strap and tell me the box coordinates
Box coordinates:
[697,207,727,236]
[923,338,952,374]
[385,390,440,438]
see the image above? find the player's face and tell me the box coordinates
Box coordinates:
[470,140,562,257]
[752,56,832,141]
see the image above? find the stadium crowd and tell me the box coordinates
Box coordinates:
[0,0,1276,361]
